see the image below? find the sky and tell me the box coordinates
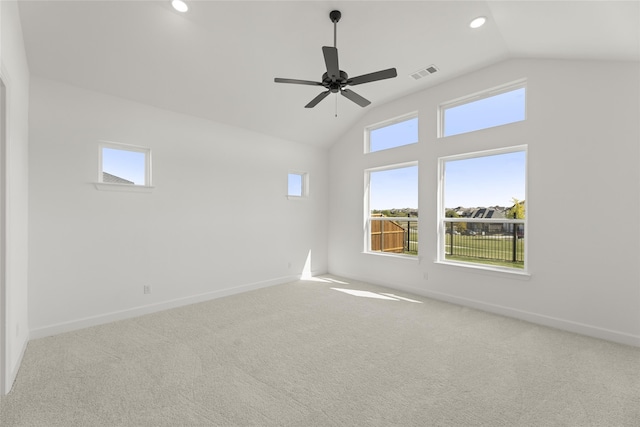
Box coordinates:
[370,165,419,210]
[288,173,303,196]
[369,151,525,211]
[369,87,526,211]
[102,148,146,185]
[444,151,525,208]
[370,117,418,152]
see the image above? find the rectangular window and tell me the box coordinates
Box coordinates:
[439,147,526,271]
[440,82,526,137]
[366,114,418,153]
[366,163,418,256]
[288,172,307,198]
[98,142,151,186]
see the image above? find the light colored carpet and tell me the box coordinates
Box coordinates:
[1,275,639,426]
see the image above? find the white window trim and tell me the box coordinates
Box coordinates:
[364,161,419,259]
[95,141,153,192]
[437,79,527,138]
[287,171,308,199]
[437,145,528,274]
[364,111,419,154]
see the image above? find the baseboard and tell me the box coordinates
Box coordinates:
[330,271,640,348]
[30,274,301,340]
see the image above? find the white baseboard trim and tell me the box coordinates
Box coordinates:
[331,271,640,348]
[30,275,302,340]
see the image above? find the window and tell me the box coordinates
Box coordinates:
[439,147,526,271]
[366,114,418,153]
[97,141,151,189]
[288,172,307,198]
[366,163,418,256]
[440,82,526,137]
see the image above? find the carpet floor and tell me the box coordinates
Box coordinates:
[1,275,639,426]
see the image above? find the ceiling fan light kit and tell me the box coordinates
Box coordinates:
[274,10,397,110]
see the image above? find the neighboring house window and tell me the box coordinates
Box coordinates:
[438,146,527,272]
[288,172,308,198]
[366,163,418,256]
[98,142,151,187]
[366,113,418,153]
[439,81,526,137]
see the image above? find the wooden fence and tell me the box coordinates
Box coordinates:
[370,217,406,253]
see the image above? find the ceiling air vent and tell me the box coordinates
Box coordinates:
[410,65,439,80]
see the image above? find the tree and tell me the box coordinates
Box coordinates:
[445,209,466,232]
[506,198,525,219]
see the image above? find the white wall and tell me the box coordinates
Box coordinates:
[28,77,328,337]
[329,59,640,346]
[0,0,30,393]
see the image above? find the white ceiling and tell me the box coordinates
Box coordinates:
[17,1,640,147]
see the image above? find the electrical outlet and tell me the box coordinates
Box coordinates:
[423,272,428,280]
[287,262,292,269]
[144,285,152,294]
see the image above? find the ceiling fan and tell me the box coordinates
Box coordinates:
[274,10,397,109]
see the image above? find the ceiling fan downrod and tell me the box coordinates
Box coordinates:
[330,10,341,48]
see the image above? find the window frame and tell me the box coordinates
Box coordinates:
[438,80,527,138]
[364,161,419,259]
[437,145,528,274]
[95,141,153,192]
[364,112,419,154]
[287,171,308,199]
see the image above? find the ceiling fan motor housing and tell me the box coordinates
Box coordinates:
[322,71,349,93]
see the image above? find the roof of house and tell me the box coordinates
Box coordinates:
[103,172,134,185]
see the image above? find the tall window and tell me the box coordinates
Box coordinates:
[366,163,418,256]
[440,82,526,137]
[98,142,151,186]
[366,114,418,153]
[439,147,526,271]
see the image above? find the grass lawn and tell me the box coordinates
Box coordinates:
[445,234,524,269]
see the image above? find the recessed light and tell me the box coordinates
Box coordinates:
[171,0,188,13]
[469,16,486,29]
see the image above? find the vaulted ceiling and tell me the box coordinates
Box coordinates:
[17,1,640,147]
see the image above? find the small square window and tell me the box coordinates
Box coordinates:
[98,142,151,187]
[288,172,307,198]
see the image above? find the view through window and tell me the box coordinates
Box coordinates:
[441,148,526,269]
[367,115,418,153]
[368,164,418,256]
[100,144,149,186]
[441,85,526,137]
[288,173,306,197]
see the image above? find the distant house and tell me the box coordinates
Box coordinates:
[102,172,134,184]
[462,207,507,234]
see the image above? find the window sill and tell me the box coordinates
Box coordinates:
[94,183,154,193]
[435,260,531,279]
[363,251,419,261]
[287,195,307,200]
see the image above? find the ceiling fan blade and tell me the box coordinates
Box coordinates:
[305,90,331,108]
[341,89,371,107]
[274,78,323,86]
[322,46,340,82]
[347,68,397,86]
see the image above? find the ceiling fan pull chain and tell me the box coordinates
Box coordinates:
[335,93,338,118]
